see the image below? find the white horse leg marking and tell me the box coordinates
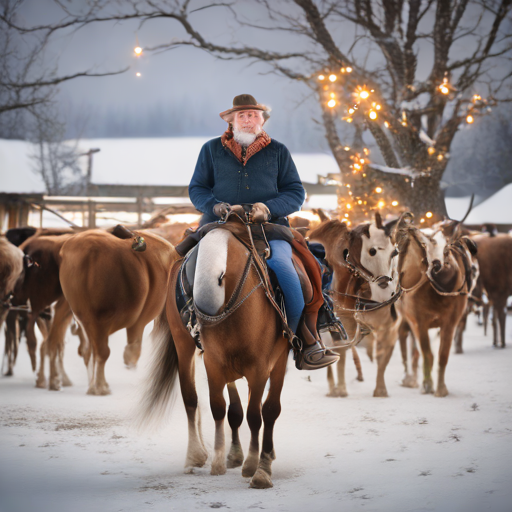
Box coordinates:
[184,406,209,473]
[194,230,230,315]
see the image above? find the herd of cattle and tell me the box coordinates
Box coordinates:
[0,211,511,400]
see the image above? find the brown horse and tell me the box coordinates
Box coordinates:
[59,229,176,395]
[309,214,401,397]
[395,213,476,396]
[139,225,292,489]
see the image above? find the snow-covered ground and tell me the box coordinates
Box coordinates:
[1,314,511,512]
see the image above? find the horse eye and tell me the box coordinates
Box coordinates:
[369,248,377,256]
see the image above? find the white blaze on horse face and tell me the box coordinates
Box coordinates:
[361,223,397,302]
[421,229,447,263]
[194,230,230,315]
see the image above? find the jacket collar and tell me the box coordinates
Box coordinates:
[221,128,271,165]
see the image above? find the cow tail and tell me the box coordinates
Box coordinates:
[134,307,179,431]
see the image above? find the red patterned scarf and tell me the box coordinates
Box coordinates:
[221,127,271,165]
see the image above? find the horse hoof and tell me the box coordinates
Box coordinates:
[435,385,449,397]
[422,381,434,394]
[356,375,364,382]
[35,378,47,388]
[211,462,227,476]
[86,386,111,396]
[401,375,419,388]
[455,348,463,354]
[326,388,348,398]
[61,377,73,387]
[186,449,208,469]
[242,458,258,478]
[226,445,244,468]
[250,468,273,489]
[4,369,13,377]
[49,380,61,391]
[373,388,389,398]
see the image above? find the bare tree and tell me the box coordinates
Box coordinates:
[6,0,512,217]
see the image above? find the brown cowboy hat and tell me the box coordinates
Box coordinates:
[219,94,271,122]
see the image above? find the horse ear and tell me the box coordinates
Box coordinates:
[462,237,478,256]
[375,212,383,230]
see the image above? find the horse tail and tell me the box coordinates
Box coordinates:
[134,307,179,431]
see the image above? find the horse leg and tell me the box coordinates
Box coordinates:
[454,312,466,354]
[242,375,267,478]
[373,334,396,397]
[352,346,364,382]
[86,326,111,396]
[123,324,144,369]
[178,349,208,473]
[207,369,227,476]
[35,316,50,388]
[436,323,457,397]
[47,300,73,390]
[414,325,434,394]
[483,302,489,336]
[492,306,498,347]
[326,348,347,397]
[250,349,288,489]
[411,337,420,386]
[400,322,416,388]
[226,381,244,468]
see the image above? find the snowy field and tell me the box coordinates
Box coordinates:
[1,314,511,512]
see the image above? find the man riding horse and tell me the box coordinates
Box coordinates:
[186,94,340,370]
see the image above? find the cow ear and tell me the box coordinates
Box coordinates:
[375,212,383,230]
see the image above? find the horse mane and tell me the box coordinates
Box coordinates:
[308,219,348,247]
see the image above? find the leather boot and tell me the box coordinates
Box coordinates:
[294,317,340,370]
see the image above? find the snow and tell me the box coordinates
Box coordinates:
[0,139,46,193]
[0,138,340,192]
[463,184,512,224]
[1,315,511,512]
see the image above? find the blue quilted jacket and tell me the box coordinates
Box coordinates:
[189,137,305,226]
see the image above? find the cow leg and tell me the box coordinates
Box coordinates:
[496,302,507,348]
[250,348,288,489]
[35,316,50,388]
[242,373,266,478]
[436,324,457,397]
[123,324,144,369]
[483,303,490,336]
[25,314,39,372]
[48,300,73,391]
[86,326,111,396]
[352,346,364,382]
[226,382,244,469]
[492,306,498,347]
[4,312,19,376]
[373,334,396,397]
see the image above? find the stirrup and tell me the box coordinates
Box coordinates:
[295,341,339,371]
[317,293,347,340]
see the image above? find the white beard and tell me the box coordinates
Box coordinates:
[233,128,260,146]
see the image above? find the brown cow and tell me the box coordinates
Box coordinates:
[471,233,512,348]
[0,237,24,375]
[58,229,177,395]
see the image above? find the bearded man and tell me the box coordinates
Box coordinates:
[188,94,339,370]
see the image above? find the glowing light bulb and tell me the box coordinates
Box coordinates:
[420,218,425,223]
[358,200,363,205]
[426,211,433,218]
[440,85,449,94]
[344,213,349,218]
[340,67,346,73]
[378,201,385,209]
[347,204,352,209]
[134,46,143,56]
[369,110,377,120]
[344,146,351,151]
[376,104,381,110]
[428,147,436,155]
[466,115,474,124]
[330,93,336,98]
[329,74,337,82]
[327,99,336,108]
[136,72,141,77]
[437,154,444,161]
[318,75,325,80]
[384,121,390,128]
[346,67,353,72]
[346,118,353,123]
[473,94,481,102]
[353,163,361,170]
[375,187,383,193]
[348,108,354,114]
[360,159,365,164]
[359,90,370,99]
[392,201,398,206]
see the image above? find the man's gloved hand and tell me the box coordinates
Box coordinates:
[213,202,231,219]
[249,202,271,223]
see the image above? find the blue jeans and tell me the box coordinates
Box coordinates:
[267,240,305,333]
